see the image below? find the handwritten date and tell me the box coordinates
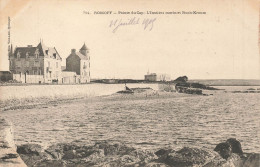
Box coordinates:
[109,17,156,33]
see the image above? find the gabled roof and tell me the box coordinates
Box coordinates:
[67,51,88,60]
[76,52,88,60]
[37,42,62,60]
[13,42,62,60]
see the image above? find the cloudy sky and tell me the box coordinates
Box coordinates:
[0,0,259,79]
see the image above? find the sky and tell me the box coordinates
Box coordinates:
[0,0,259,79]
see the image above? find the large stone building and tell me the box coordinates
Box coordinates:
[9,42,62,83]
[144,72,171,82]
[66,43,90,83]
[144,73,157,81]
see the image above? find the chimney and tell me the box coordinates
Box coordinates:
[71,49,76,54]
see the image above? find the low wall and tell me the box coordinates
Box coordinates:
[0,118,27,167]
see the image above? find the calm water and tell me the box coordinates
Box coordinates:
[1,85,260,153]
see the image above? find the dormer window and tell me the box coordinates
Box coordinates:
[26,52,30,58]
[17,51,21,59]
[53,53,56,59]
[35,49,39,58]
[45,50,48,55]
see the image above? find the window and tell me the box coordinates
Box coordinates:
[56,62,58,68]
[26,52,30,58]
[34,61,40,67]
[83,62,87,69]
[35,49,39,58]
[17,52,21,59]
[25,61,29,67]
[16,61,21,67]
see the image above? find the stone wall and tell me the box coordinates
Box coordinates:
[13,74,44,84]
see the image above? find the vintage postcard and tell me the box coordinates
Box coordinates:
[0,0,259,166]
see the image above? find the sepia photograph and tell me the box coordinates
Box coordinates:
[0,0,259,166]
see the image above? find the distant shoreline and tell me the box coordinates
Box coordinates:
[1,79,260,87]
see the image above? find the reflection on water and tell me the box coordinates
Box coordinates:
[1,86,260,153]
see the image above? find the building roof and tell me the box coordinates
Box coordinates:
[80,43,88,50]
[67,51,88,60]
[37,42,62,60]
[13,47,37,58]
[13,42,62,60]
[71,52,88,60]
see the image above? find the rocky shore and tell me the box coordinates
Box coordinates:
[0,117,259,167]
[14,139,260,167]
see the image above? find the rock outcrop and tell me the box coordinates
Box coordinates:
[1,121,259,167]
[0,118,27,167]
[214,138,260,167]
[17,141,157,167]
[16,139,260,167]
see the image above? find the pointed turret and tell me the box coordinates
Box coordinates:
[79,43,89,56]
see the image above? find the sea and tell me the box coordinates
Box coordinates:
[1,84,259,153]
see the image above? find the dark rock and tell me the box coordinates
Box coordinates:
[214,138,243,160]
[163,147,216,167]
[19,154,44,167]
[175,86,202,95]
[17,144,51,167]
[62,150,76,160]
[0,153,19,160]
[226,138,243,155]
[145,162,170,167]
[96,142,135,156]
[104,155,140,167]
[17,144,42,155]
[155,149,174,157]
[214,142,232,160]
[174,76,188,83]
[34,160,66,167]
[15,140,259,167]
